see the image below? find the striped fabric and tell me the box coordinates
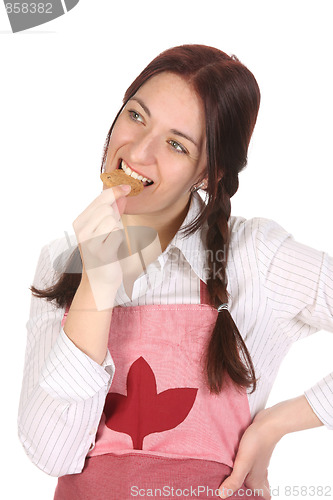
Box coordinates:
[17,191,333,477]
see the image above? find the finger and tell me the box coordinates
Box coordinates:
[257,479,271,500]
[93,216,123,240]
[218,461,249,498]
[244,475,271,500]
[115,195,128,217]
[82,233,123,269]
[81,205,122,240]
[247,482,271,500]
[218,476,242,499]
[262,484,271,500]
[73,185,129,230]
[218,474,245,498]
[74,189,116,227]
[82,229,121,262]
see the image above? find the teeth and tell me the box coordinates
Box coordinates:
[121,160,153,184]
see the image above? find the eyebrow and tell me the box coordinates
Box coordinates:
[130,97,151,117]
[129,97,199,149]
[170,129,198,148]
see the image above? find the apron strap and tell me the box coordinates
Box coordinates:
[200,279,211,306]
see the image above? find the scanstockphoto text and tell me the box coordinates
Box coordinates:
[130,485,264,497]
[130,484,333,497]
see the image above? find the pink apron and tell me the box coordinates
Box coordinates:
[54,281,265,499]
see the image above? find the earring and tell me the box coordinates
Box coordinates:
[191,181,206,192]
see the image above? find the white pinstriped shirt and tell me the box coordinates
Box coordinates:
[17,191,333,477]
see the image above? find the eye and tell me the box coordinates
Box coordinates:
[168,140,188,154]
[128,110,144,123]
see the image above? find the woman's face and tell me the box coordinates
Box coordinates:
[104,72,207,217]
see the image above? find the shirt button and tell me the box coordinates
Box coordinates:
[89,427,96,435]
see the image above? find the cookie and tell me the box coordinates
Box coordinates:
[100,170,144,196]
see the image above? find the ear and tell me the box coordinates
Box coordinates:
[200,178,208,190]
[202,175,222,189]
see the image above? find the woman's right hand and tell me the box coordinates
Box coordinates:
[73,184,131,308]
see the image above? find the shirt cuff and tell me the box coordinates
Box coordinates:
[304,374,333,430]
[39,328,115,403]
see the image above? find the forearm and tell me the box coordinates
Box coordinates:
[18,380,110,477]
[255,395,324,441]
[64,274,117,365]
[19,303,115,477]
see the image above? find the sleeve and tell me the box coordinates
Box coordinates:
[255,218,333,429]
[17,243,115,477]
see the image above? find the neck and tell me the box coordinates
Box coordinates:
[121,196,192,253]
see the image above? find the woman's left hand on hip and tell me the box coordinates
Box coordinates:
[218,408,281,499]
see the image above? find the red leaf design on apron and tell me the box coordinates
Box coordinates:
[104,356,198,450]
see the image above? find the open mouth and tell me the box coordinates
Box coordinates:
[118,159,154,187]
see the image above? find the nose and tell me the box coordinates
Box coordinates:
[127,131,158,166]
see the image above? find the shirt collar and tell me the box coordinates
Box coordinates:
[162,191,209,283]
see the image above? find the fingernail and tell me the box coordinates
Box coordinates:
[120,184,131,193]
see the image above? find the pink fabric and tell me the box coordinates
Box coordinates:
[56,281,255,498]
[54,453,265,499]
[87,281,252,467]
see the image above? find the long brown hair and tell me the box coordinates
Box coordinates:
[31,44,260,394]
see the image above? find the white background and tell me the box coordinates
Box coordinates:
[1,1,332,499]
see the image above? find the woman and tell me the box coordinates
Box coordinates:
[18,45,333,500]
